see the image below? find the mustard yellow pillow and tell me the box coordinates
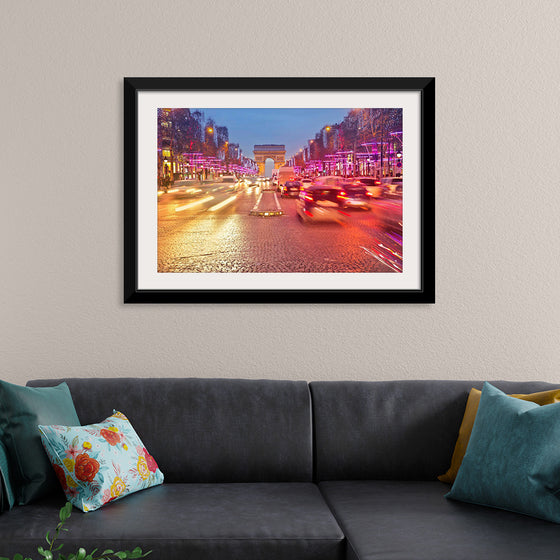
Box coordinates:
[438,387,560,484]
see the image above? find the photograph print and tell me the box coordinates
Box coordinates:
[124,78,434,303]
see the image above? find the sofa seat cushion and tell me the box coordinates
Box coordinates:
[0,483,344,560]
[319,481,560,560]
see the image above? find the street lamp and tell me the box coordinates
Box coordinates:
[396,152,402,175]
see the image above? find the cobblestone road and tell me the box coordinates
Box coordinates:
[158,183,402,273]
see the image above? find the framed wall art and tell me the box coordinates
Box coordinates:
[124,77,435,303]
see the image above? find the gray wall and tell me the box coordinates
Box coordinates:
[3,1,559,384]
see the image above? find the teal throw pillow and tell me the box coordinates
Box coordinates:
[0,380,80,504]
[0,439,15,511]
[446,382,560,523]
[39,411,164,512]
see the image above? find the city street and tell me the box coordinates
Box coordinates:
[158,182,403,273]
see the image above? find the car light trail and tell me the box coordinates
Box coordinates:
[175,196,214,212]
[208,195,238,212]
[378,243,402,260]
[360,246,403,273]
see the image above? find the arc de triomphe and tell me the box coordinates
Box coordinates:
[253,144,286,175]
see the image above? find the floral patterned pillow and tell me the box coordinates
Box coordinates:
[38,411,164,512]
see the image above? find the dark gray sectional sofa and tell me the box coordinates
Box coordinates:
[2,377,560,560]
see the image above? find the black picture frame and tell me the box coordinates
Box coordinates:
[124,77,435,303]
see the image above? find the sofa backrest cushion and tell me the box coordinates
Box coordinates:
[27,378,313,483]
[309,380,560,481]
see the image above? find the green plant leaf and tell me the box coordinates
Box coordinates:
[39,549,53,560]
[59,502,72,522]
[64,502,73,518]
[10,500,148,560]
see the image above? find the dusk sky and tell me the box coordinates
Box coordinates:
[194,108,352,161]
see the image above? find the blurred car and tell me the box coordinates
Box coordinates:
[280,180,301,197]
[380,177,403,196]
[220,174,238,184]
[337,183,373,210]
[277,167,296,188]
[260,176,275,191]
[312,175,346,188]
[369,199,403,233]
[296,184,347,224]
[352,177,387,198]
[300,178,313,189]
